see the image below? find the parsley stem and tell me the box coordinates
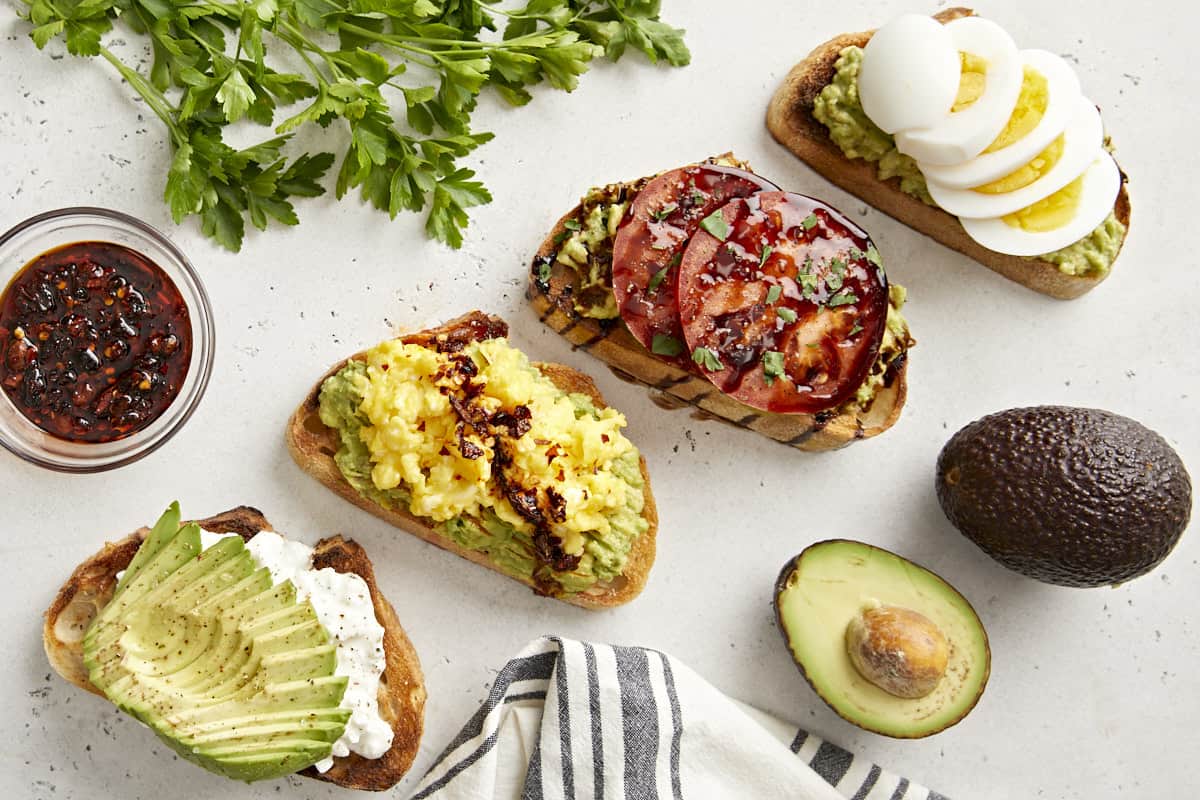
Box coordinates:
[97,47,185,147]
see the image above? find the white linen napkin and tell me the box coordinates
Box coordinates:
[408,637,947,800]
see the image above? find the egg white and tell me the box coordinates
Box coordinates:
[925,97,1102,218]
[959,154,1120,256]
[918,50,1081,189]
[859,15,960,134]
[893,17,1023,165]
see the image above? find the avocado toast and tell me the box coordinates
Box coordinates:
[43,505,425,791]
[286,311,658,609]
[766,8,1132,300]
[529,159,912,451]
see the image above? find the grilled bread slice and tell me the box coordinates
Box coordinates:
[529,207,909,452]
[766,7,1131,300]
[42,506,425,792]
[285,311,659,609]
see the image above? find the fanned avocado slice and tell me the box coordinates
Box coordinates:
[82,504,352,783]
[773,539,990,738]
[114,502,182,596]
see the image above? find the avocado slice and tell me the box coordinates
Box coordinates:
[937,406,1192,587]
[773,540,990,738]
[82,505,350,782]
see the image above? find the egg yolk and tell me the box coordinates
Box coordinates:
[972,134,1065,194]
[952,51,989,111]
[1002,174,1084,232]
[985,66,1049,153]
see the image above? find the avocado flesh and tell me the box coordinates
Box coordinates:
[774,540,990,738]
[82,509,350,782]
[937,406,1193,587]
[115,501,182,593]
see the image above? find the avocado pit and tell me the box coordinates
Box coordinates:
[845,602,949,698]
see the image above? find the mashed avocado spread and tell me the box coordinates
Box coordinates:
[318,339,648,596]
[812,46,1125,277]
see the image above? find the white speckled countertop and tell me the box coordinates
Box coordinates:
[1,1,1197,797]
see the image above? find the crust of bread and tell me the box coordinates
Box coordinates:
[42,506,425,792]
[765,7,1131,300]
[527,210,908,452]
[284,311,659,609]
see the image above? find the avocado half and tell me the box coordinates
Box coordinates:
[773,540,990,738]
[937,406,1193,587]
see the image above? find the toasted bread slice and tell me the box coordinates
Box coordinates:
[42,506,425,792]
[766,7,1131,300]
[528,209,909,452]
[285,311,659,609]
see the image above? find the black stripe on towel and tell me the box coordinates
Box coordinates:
[889,777,910,800]
[657,653,684,800]
[851,765,882,800]
[584,643,605,800]
[420,651,558,784]
[553,638,575,799]
[810,740,854,787]
[928,792,950,800]
[523,738,543,800]
[411,730,502,799]
[789,729,809,754]
[614,645,659,800]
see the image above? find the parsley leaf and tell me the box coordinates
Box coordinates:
[777,307,797,323]
[699,210,729,241]
[765,284,782,304]
[21,0,690,252]
[647,266,669,294]
[652,202,677,221]
[762,350,785,385]
[564,218,582,231]
[865,243,883,266]
[651,334,684,357]
[828,291,859,307]
[801,213,818,231]
[758,244,773,267]
[692,346,723,372]
[849,320,864,336]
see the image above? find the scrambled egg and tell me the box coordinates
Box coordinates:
[349,337,639,557]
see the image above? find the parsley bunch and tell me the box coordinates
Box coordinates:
[21,0,689,251]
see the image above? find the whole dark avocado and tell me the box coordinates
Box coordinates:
[936,406,1192,587]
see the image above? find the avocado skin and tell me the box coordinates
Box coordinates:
[937,406,1192,587]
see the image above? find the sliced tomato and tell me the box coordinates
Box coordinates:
[677,191,889,414]
[611,165,778,362]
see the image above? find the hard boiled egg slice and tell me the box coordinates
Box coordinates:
[960,153,1120,255]
[919,50,1081,189]
[925,97,1102,218]
[859,15,960,134]
[893,17,1023,165]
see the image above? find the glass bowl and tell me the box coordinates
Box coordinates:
[0,208,215,472]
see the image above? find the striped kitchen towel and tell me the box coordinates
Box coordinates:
[409,637,947,800]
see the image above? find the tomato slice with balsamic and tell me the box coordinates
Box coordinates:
[677,191,889,414]
[611,165,778,363]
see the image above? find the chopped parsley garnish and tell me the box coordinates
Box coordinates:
[651,334,684,356]
[537,261,552,283]
[647,267,670,294]
[692,346,723,371]
[762,351,785,385]
[777,307,797,323]
[829,257,847,276]
[766,284,782,304]
[669,252,683,267]
[563,218,581,231]
[759,244,774,268]
[849,320,864,336]
[826,272,844,292]
[553,230,569,245]
[828,291,859,307]
[691,189,706,205]
[652,203,678,222]
[699,210,729,241]
[849,247,864,261]
[798,271,820,298]
[801,213,818,231]
[865,244,883,266]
